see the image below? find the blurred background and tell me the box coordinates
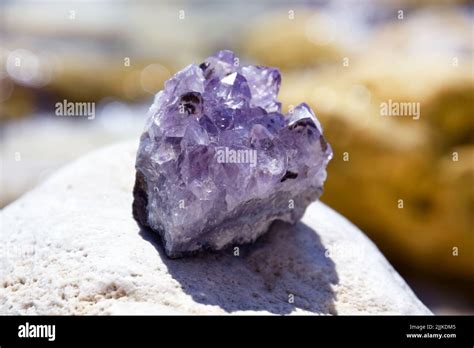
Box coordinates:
[0,0,473,314]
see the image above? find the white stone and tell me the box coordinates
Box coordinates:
[0,141,431,315]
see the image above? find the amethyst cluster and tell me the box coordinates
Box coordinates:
[133,50,332,258]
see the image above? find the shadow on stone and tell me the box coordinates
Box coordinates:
[139,220,339,314]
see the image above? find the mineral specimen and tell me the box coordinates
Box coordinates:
[133,50,332,258]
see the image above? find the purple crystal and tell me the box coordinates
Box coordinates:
[133,50,332,258]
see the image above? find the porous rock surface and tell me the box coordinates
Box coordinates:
[0,141,431,315]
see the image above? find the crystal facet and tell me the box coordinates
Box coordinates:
[133,50,332,258]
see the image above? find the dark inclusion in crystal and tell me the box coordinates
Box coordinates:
[133,50,332,258]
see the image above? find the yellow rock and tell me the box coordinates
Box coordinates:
[279,56,474,281]
[241,11,344,69]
